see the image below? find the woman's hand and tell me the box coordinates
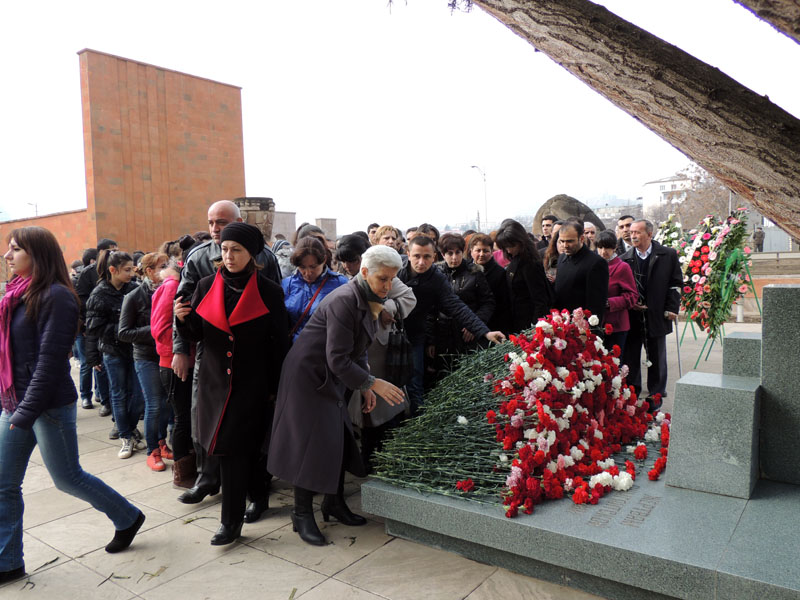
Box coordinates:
[484,331,506,345]
[93,364,103,372]
[379,309,394,327]
[370,378,405,406]
[174,299,192,322]
[461,328,475,343]
[362,389,377,413]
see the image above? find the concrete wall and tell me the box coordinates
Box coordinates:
[0,210,92,281]
[79,49,246,253]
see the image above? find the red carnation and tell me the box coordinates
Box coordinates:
[456,478,475,492]
[486,410,497,424]
[634,444,648,460]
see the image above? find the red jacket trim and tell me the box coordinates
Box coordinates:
[195,271,270,334]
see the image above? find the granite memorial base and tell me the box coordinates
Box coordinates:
[363,478,800,600]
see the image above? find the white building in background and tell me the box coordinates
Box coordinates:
[641,174,694,218]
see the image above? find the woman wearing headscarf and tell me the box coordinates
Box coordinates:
[269,245,406,546]
[1,228,144,585]
[175,222,289,546]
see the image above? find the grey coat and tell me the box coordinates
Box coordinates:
[268,278,375,494]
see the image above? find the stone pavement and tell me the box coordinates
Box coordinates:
[1,321,759,599]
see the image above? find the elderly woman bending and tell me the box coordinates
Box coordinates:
[268,245,405,546]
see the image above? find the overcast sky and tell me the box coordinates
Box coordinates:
[1,0,798,236]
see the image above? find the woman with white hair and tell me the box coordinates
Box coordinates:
[268,245,406,546]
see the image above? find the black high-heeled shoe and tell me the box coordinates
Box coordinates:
[0,565,26,585]
[243,498,269,523]
[291,511,326,546]
[210,521,242,546]
[320,494,367,526]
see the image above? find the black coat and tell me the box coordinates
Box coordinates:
[7,285,79,430]
[118,283,159,363]
[553,245,609,322]
[481,258,511,334]
[398,263,490,345]
[85,279,138,366]
[619,241,682,338]
[176,269,289,456]
[506,256,553,334]
[430,260,495,354]
[268,279,374,494]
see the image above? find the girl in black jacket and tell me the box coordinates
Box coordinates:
[119,252,173,472]
[495,219,553,334]
[86,250,143,459]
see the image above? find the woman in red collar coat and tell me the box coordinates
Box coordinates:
[176,223,289,546]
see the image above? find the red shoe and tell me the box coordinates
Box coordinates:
[147,448,166,472]
[158,439,174,461]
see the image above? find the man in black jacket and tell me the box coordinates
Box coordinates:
[553,222,609,323]
[619,219,682,411]
[536,214,558,251]
[172,200,280,512]
[399,236,505,414]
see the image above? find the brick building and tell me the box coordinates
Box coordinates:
[2,49,246,280]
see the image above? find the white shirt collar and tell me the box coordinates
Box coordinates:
[635,243,653,260]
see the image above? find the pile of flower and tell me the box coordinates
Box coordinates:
[489,310,665,516]
[678,209,752,338]
[373,309,671,518]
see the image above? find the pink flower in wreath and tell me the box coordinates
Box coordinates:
[744,247,752,255]
[739,284,749,293]
[708,252,717,261]
[702,233,711,240]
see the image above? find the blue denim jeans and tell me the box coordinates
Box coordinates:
[0,405,140,571]
[72,333,93,402]
[405,341,426,417]
[134,360,171,454]
[94,363,110,406]
[103,354,144,440]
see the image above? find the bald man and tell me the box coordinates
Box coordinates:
[172,200,280,507]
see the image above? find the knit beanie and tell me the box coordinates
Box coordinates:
[220,222,264,258]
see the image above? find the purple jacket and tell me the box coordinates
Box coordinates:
[604,257,638,334]
[9,284,79,429]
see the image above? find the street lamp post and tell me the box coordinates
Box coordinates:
[470,165,487,231]
[27,202,38,217]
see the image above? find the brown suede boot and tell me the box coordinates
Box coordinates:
[172,454,197,489]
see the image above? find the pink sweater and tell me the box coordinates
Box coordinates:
[150,276,194,369]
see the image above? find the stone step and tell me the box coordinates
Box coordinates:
[363,479,800,600]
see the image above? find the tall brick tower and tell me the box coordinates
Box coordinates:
[78,49,246,252]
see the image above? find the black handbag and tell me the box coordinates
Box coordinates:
[385,309,415,387]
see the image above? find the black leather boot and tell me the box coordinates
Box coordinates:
[320,494,367,526]
[210,521,242,546]
[292,487,325,546]
[177,481,219,504]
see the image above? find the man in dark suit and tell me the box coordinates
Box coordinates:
[615,214,634,256]
[536,215,558,250]
[553,222,609,323]
[620,219,682,411]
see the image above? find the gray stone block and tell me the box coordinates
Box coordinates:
[363,479,748,600]
[667,371,760,499]
[761,285,800,485]
[722,331,762,378]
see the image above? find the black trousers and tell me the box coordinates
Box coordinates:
[159,367,192,461]
[219,452,269,527]
[623,327,668,398]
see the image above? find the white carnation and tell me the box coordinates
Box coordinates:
[457,415,468,425]
[589,472,613,488]
[612,471,634,491]
[588,315,599,326]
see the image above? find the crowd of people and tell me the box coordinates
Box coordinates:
[0,202,683,581]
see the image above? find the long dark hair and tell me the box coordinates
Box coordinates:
[6,227,80,323]
[495,219,541,264]
[96,249,134,282]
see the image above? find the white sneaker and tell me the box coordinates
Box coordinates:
[132,429,146,451]
[118,438,133,459]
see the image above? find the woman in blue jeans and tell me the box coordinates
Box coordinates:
[86,250,144,459]
[119,252,173,472]
[0,227,144,585]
